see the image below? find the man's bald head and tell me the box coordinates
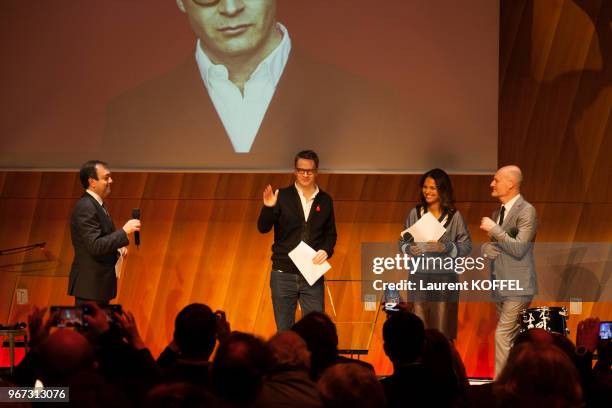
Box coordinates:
[491,164,523,203]
[39,329,96,384]
[499,165,523,186]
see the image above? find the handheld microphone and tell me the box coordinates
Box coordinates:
[400,230,414,255]
[132,208,141,247]
[401,231,414,243]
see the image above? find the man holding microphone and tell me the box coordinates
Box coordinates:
[68,160,141,305]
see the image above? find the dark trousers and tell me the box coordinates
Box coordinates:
[75,297,109,307]
[270,270,324,331]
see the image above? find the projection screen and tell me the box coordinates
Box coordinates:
[0,0,498,173]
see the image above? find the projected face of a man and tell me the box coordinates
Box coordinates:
[176,0,278,62]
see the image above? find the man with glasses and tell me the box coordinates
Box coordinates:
[258,150,337,331]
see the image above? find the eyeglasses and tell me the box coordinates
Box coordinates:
[295,168,317,175]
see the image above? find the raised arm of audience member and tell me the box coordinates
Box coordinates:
[11,306,53,386]
[576,317,600,356]
[115,311,147,349]
[591,342,612,407]
[592,321,612,407]
[114,310,159,372]
[83,303,160,403]
[575,318,599,377]
[575,317,608,407]
[81,303,110,338]
[594,327,611,373]
[215,309,231,342]
[27,306,52,349]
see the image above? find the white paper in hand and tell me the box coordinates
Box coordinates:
[115,247,127,279]
[288,241,331,286]
[115,253,124,279]
[406,212,446,242]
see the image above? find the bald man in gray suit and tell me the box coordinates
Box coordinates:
[480,165,538,377]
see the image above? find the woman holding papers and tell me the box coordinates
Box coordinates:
[399,168,472,341]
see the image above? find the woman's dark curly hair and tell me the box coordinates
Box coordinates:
[417,168,456,216]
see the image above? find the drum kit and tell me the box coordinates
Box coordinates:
[519,306,570,336]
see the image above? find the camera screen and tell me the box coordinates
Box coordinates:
[50,305,122,327]
[600,322,612,340]
[50,307,83,328]
[384,302,401,313]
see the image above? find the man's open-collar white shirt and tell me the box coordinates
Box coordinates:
[86,189,104,206]
[195,23,292,153]
[295,182,319,222]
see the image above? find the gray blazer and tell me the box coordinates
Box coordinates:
[488,195,538,298]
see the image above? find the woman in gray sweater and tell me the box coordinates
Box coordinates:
[400,168,472,341]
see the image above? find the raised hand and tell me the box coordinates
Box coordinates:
[215,310,231,341]
[576,317,600,352]
[27,306,51,349]
[263,184,279,207]
[480,217,496,233]
[115,310,146,350]
[81,302,110,334]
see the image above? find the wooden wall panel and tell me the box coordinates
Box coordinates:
[140,199,216,350]
[0,198,39,323]
[499,0,611,204]
[0,0,610,378]
[0,272,18,325]
[2,172,610,376]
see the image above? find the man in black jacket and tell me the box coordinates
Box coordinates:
[258,150,337,331]
[68,160,140,304]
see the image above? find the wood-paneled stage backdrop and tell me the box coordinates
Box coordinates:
[0,0,610,377]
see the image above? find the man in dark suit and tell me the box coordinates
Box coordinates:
[104,0,407,171]
[257,150,337,331]
[480,165,538,377]
[68,160,141,305]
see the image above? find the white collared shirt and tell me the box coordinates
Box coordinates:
[195,23,291,153]
[295,183,319,222]
[86,189,103,207]
[497,193,521,223]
